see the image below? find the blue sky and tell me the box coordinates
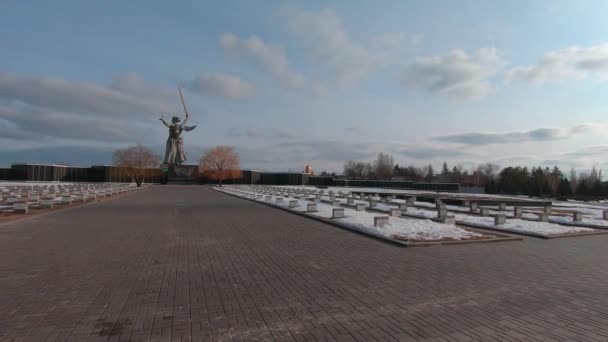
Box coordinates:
[2,0,608,173]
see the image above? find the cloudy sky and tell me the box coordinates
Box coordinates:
[2,0,608,173]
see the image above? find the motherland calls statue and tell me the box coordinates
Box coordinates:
[159,88,197,165]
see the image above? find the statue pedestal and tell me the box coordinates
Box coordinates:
[162,164,199,185]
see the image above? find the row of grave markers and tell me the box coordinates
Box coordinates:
[231,185,608,227]
[0,183,146,214]
[225,185,416,228]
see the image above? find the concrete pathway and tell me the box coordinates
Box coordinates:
[1,186,608,341]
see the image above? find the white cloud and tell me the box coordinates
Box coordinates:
[180,73,254,99]
[506,44,608,83]
[401,48,505,98]
[435,123,608,145]
[280,8,381,85]
[219,32,305,89]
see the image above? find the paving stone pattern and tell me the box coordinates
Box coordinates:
[1,186,608,341]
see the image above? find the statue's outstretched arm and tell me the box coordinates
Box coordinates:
[159,117,171,128]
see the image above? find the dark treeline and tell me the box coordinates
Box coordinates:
[490,165,604,199]
[341,154,606,199]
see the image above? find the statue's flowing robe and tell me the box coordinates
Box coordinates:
[164,124,196,164]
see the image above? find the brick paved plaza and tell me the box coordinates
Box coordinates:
[1,186,608,341]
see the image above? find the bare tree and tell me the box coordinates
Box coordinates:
[343,160,358,178]
[477,163,501,180]
[343,160,374,178]
[113,144,160,187]
[373,152,395,179]
[200,146,241,186]
[360,162,374,178]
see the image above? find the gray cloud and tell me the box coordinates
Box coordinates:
[344,126,367,135]
[0,72,182,160]
[227,127,296,140]
[506,44,608,83]
[220,32,306,89]
[180,73,254,99]
[401,48,504,98]
[561,145,608,159]
[0,73,172,117]
[0,105,140,142]
[434,124,602,145]
[392,146,468,159]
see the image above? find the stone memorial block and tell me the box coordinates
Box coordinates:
[276,197,283,204]
[498,203,506,211]
[369,200,377,208]
[479,207,489,217]
[374,216,389,227]
[435,199,443,209]
[462,200,470,207]
[356,204,365,211]
[332,208,345,219]
[494,214,506,225]
[13,200,28,214]
[288,200,298,208]
[347,197,355,205]
[61,194,72,204]
[513,207,523,218]
[398,202,407,210]
[437,206,448,218]
[331,200,341,207]
[604,210,608,221]
[390,209,401,217]
[469,202,478,213]
[7,195,19,203]
[536,213,549,222]
[41,196,54,209]
[306,203,317,212]
[544,206,552,214]
[573,211,583,222]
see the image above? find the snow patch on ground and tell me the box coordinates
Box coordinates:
[454,213,593,236]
